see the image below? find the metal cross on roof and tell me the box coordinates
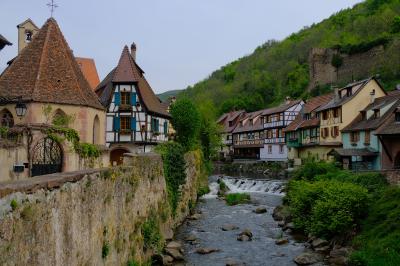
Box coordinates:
[47,0,58,17]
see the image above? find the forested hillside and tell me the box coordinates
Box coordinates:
[180,0,400,118]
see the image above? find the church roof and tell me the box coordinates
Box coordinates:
[0,18,104,110]
[95,46,170,118]
[75,57,100,89]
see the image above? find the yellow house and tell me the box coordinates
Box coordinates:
[316,78,386,149]
[0,18,107,182]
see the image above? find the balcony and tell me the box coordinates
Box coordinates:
[264,120,285,129]
[233,139,264,147]
[223,139,233,145]
[287,138,301,148]
[265,137,285,144]
[302,136,319,146]
[320,117,341,126]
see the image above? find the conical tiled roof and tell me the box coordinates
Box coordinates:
[96,46,170,118]
[0,18,104,110]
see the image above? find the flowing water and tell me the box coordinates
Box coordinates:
[174,176,309,266]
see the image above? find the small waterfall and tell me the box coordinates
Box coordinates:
[223,177,285,195]
[202,176,285,198]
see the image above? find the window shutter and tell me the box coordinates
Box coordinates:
[131,117,136,131]
[113,116,120,131]
[114,92,121,106]
[156,119,159,132]
[131,92,137,105]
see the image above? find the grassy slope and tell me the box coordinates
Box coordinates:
[179,0,400,118]
[157,89,182,101]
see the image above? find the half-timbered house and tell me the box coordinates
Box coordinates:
[260,99,303,161]
[96,44,170,165]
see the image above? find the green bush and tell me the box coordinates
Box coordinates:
[350,187,400,265]
[291,161,339,181]
[102,241,110,259]
[225,193,251,206]
[141,214,163,252]
[218,180,229,196]
[10,199,18,211]
[287,180,369,238]
[197,185,210,197]
[157,142,186,215]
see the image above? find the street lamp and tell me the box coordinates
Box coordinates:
[15,102,27,117]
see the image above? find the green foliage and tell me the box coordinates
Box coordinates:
[141,214,163,252]
[218,180,229,196]
[52,112,75,127]
[331,54,344,68]
[197,185,210,197]
[74,142,101,159]
[287,180,369,238]
[349,187,400,265]
[291,160,340,181]
[170,99,201,151]
[102,241,110,259]
[156,142,186,215]
[179,0,400,117]
[225,193,251,206]
[199,114,222,161]
[391,16,400,33]
[0,127,9,138]
[10,199,18,211]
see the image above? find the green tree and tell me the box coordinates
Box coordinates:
[199,114,222,161]
[170,98,201,151]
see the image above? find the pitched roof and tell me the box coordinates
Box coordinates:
[0,18,104,110]
[329,148,379,157]
[285,94,333,132]
[75,57,100,89]
[233,111,264,133]
[375,102,400,135]
[262,100,302,116]
[217,110,246,133]
[316,78,385,112]
[0,34,12,47]
[17,18,39,29]
[95,46,170,118]
[342,94,400,132]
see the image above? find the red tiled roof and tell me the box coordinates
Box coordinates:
[75,57,100,90]
[0,18,104,110]
[233,111,264,133]
[217,110,246,133]
[262,100,302,116]
[95,46,170,118]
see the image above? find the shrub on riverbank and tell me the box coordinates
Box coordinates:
[287,180,369,238]
[349,187,400,266]
[225,193,251,206]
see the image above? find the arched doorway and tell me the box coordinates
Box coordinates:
[394,152,400,169]
[110,148,128,166]
[0,109,14,128]
[31,138,63,177]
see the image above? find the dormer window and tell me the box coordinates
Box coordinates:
[249,119,253,126]
[240,121,243,127]
[346,88,352,97]
[395,112,400,122]
[361,111,366,120]
[373,109,380,119]
[229,121,233,127]
[25,30,33,42]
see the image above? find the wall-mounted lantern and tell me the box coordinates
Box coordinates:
[15,102,27,117]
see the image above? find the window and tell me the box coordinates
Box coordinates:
[364,130,370,145]
[279,145,284,154]
[322,111,328,120]
[229,121,233,127]
[373,109,380,119]
[268,145,272,154]
[346,88,352,97]
[249,119,253,126]
[120,117,130,131]
[321,127,329,138]
[333,108,340,118]
[396,112,400,122]
[350,131,360,143]
[25,30,33,42]
[93,115,100,144]
[331,126,339,138]
[0,109,14,128]
[164,121,168,135]
[361,111,366,120]
[121,92,130,105]
[151,118,159,133]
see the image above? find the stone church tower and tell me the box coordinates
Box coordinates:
[17,18,39,54]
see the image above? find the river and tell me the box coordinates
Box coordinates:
[173,175,309,266]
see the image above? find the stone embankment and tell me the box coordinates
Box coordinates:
[0,152,201,266]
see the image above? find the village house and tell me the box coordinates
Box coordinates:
[0,18,107,182]
[260,99,303,161]
[95,44,171,165]
[285,93,333,166]
[337,91,400,170]
[315,77,386,158]
[232,110,264,160]
[373,93,400,170]
[216,110,245,159]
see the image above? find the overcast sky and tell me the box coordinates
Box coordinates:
[0,0,362,94]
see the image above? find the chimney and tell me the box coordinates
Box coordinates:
[285,96,291,104]
[333,86,340,102]
[370,89,376,104]
[130,42,137,61]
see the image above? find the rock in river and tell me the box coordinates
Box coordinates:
[184,234,197,242]
[294,252,323,265]
[195,247,220,254]
[165,248,184,261]
[311,238,329,249]
[253,207,267,214]
[275,238,289,245]
[221,224,239,231]
[225,258,247,266]
[188,213,201,220]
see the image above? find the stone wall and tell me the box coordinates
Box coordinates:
[308,45,386,89]
[0,152,201,266]
[382,170,400,185]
